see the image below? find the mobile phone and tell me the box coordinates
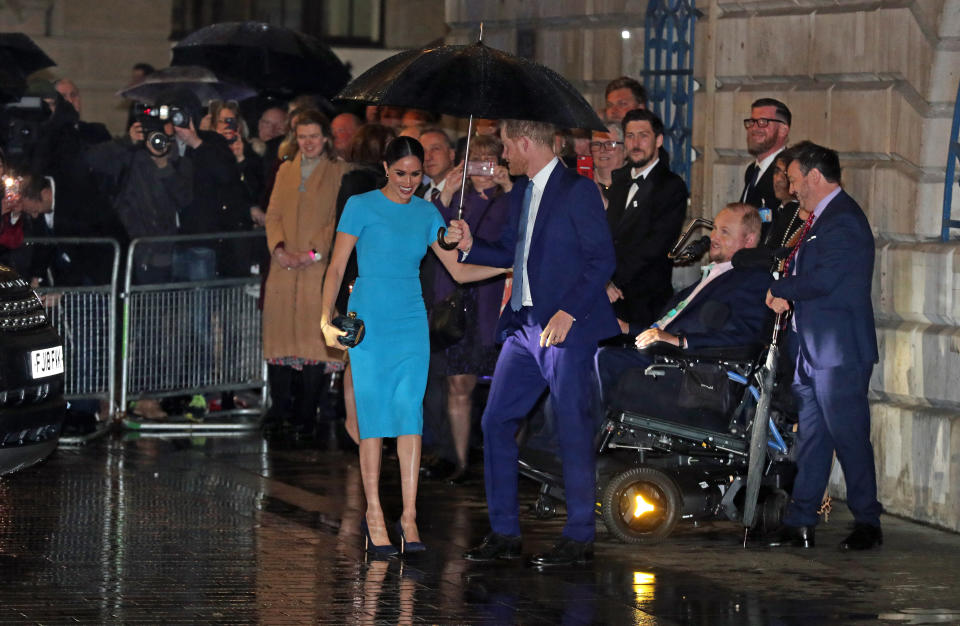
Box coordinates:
[576,155,594,179]
[465,160,496,176]
[3,175,22,205]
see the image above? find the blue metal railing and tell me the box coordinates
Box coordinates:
[942,78,960,241]
[643,0,700,187]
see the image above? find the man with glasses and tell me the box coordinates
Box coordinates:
[741,98,792,221]
[604,109,688,336]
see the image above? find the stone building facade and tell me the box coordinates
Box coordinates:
[448,0,960,532]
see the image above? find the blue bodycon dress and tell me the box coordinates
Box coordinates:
[337,189,446,439]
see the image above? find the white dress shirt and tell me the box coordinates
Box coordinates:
[518,157,560,307]
[624,158,659,210]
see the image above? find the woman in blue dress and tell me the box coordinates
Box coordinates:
[320,137,504,555]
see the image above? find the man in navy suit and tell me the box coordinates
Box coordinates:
[595,203,771,411]
[766,141,882,551]
[450,118,618,567]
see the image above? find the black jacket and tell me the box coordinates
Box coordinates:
[605,159,688,328]
[179,130,251,235]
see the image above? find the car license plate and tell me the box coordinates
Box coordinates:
[30,346,64,379]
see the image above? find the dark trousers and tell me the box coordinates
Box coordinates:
[785,346,882,527]
[482,311,597,543]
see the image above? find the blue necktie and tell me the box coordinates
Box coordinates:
[510,182,535,311]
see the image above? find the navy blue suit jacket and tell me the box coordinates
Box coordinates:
[769,189,878,369]
[643,265,773,351]
[465,161,619,346]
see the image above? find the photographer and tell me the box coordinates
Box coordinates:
[161,87,254,280]
[209,100,265,227]
[87,101,192,284]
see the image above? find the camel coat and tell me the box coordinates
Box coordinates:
[262,154,352,361]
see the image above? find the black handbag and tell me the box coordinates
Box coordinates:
[428,193,497,351]
[332,312,365,347]
[429,288,466,350]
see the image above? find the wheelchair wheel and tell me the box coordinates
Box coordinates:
[601,466,681,544]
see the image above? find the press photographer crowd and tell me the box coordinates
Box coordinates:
[0,26,884,563]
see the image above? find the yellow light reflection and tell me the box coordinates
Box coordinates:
[633,494,655,517]
[633,571,656,604]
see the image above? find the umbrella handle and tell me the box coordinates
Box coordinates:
[437,227,459,250]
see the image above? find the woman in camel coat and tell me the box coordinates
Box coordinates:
[263,109,352,436]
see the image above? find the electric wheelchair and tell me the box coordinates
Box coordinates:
[518,220,798,544]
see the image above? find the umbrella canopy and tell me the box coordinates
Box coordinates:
[171,21,350,98]
[0,32,56,103]
[116,65,257,105]
[336,41,605,131]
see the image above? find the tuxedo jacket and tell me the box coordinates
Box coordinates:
[769,189,878,369]
[741,161,781,213]
[632,264,773,351]
[466,162,619,346]
[605,159,688,327]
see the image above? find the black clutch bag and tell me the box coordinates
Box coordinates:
[332,311,365,347]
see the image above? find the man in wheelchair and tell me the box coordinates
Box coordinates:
[595,201,772,433]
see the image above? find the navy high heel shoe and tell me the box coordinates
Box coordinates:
[361,519,398,557]
[395,520,426,554]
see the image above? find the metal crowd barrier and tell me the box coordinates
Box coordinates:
[24,236,121,445]
[120,231,267,432]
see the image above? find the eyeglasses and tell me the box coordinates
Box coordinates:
[589,140,624,151]
[743,118,786,129]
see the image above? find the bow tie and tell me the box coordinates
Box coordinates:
[631,174,647,187]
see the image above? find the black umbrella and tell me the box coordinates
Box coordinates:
[0,32,56,103]
[171,21,350,98]
[336,35,605,248]
[336,40,605,132]
[116,65,257,105]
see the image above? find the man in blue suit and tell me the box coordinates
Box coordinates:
[766,141,882,550]
[450,118,618,567]
[595,203,771,413]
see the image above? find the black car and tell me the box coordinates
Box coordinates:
[0,263,65,474]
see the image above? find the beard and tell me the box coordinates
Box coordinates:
[747,134,777,157]
[627,151,655,170]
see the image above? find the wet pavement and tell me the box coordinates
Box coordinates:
[1,431,959,625]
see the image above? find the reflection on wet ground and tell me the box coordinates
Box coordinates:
[0,432,958,624]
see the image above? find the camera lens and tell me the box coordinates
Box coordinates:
[146,131,171,155]
[171,109,186,128]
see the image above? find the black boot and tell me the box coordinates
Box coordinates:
[292,364,324,438]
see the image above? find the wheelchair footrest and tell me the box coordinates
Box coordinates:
[613,410,748,456]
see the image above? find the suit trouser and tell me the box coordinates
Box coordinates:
[784,346,882,527]
[482,313,597,543]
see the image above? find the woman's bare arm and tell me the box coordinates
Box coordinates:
[320,232,358,346]
[430,240,508,284]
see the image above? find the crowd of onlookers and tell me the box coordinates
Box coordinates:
[0,67,780,483]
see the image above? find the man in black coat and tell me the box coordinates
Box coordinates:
[604,108,688,333]
[741,98,791,223]
[161,87,253,279]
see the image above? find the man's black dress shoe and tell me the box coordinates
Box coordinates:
[767,525,815,548]
[839,523,882,551]
[463,532,522,561]
[528,537,594,567]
